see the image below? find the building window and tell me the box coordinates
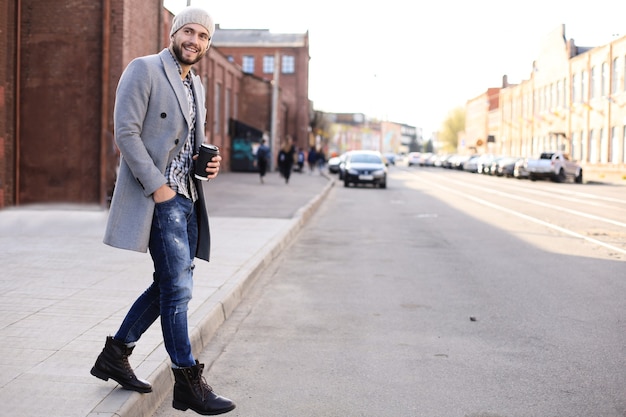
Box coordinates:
[281,55,295,74]
[591,66,597,99]
[622,55,626,91]
[601,62,608,97]
[612,57,619,94]
[600,127,607,163]
[588,129,595,162]
[227,55,234,63]
[610,126,618,163]
[263,55,274,74]
[581,70,587,102]
[623,125,626,163]
[214,82,221,134]
[578,130,588,161]
[225,88,231,135]
[242,55,254,73]
[572,74,577,103]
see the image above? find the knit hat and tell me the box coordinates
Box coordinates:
[170,6,215,40]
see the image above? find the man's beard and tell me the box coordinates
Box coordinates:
[172,42,205,65]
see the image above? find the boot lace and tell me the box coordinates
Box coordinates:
[121,347,136,377]
[193,372,214,400]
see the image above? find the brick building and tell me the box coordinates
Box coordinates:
[463,87,502,153]
[0,0,165,207]
[211,27,312,159]
[0,1,297,207]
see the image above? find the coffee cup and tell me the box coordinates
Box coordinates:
[194,144,220,180]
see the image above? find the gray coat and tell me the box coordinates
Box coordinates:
[104,48,212,261]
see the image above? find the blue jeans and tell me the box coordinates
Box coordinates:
[114,193,198,368]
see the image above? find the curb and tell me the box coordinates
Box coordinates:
[93,175,335,417]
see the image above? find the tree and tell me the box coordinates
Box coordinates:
[438,107,465,153]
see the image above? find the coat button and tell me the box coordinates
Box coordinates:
[160,112,167,118]
[174,139,179,145]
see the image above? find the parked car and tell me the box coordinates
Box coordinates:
[493,156,519,177]
[418,152,434,166]
[444,154,469,170]
[475,154,496,174]
[432,154,451,167]
[383,153,396,165]
[463,155,481,173]
[526,151,583,183]
[342,150,387,188]
[327,153,346,174]
[513,158,530,179]
[407,152,421,167]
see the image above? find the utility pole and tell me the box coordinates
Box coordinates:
[270,51,280,170]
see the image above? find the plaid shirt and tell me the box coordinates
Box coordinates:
[164,50,198,202]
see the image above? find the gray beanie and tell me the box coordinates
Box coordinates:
[170,6,215,39]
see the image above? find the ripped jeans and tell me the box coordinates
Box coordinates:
[114,193,198,368]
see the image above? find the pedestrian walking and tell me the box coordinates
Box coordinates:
[295,147,305,172]
[256,138,270,183]
[317,147,326,173]
[90,6,235,416]
[307,146,317,174]
[278,136,295,183]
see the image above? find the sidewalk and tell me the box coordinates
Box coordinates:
[582,165,626,185]
[0,171,334,417]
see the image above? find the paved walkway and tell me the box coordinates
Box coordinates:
[0,170,333,417]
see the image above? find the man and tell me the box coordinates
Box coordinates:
[90,6,235,415]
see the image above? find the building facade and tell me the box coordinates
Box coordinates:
[464,87,502,153]
[211,28,312,159]
[324,113,419,157]
[0,1,295,207]
[466,25,626,178]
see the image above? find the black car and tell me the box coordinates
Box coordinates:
[342,150,387,188]
[383,152,396,165]
[494,156,519,177]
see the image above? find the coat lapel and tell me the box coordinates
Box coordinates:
[159,49,191,127]
[191,74,206,151]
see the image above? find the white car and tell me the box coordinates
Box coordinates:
[407,152,421,167]
[526,151,583,183]
[327,154,345,174]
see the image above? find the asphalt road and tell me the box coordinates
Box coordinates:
[154,166,626,417]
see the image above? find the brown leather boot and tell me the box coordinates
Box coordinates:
[172,361,235,415]
[90,336,152,393]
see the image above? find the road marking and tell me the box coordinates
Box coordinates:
[405,170,626,256]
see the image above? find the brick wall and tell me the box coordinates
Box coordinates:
[17,1,104,204]
[0,0,163,206]
[0,0,17,207]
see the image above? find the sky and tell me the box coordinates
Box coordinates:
[164,0,625,137]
